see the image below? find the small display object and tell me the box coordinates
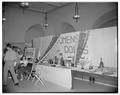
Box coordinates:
[25,48,35,59]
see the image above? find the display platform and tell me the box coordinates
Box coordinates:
[36,64,72,89]
[36,64,117,89]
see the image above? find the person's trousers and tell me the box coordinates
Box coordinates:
[3,60,19,85]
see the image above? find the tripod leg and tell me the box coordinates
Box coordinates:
[34,74,46,88]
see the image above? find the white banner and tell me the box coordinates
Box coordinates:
[44,32,80,64]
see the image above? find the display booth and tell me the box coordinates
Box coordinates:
[33,26,118,89]
[33,26,117,68]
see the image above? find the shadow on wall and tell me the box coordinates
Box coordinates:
[92,8,118,29]
[25,24,45,43]
[3,28,6,48]
[62,22,76,33]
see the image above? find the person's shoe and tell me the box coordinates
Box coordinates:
[14,83,19,86]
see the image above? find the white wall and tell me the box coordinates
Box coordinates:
[85,26,117,68]
[3,6,44,43]
[33,35,53,58]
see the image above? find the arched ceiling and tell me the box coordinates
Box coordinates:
[92,8,118,29]
[25,24,44,43]
[62,22,76,33]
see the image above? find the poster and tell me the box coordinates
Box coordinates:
[25,48,35,59]
[42,32,80,64]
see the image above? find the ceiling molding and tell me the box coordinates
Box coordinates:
[93,16,117,29]
[43,2,58,7]
[47,3,72,13]
[4,3,45,14]
[3,2,73,14]
[28,8,45,14]
[92,8,117,29]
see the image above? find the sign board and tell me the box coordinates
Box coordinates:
[43,32,80,64]
[25,48,35,59]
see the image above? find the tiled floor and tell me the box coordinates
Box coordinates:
[3,76,117,93]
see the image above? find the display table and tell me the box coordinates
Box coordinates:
[72,70,117,87]
[36,65,72,89]
[36,65,117,89]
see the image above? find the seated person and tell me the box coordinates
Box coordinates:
[20,56,28,66]
[27,58,34,64]
[17,56,29,80]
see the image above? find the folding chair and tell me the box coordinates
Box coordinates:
[27,62,46,87]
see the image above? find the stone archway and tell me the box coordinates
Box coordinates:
[25,24,45,43]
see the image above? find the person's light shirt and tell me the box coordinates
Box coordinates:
[20,60,28,66]
[4,49,17,61]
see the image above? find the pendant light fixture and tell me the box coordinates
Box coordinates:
[43,12,49,29]
[2,17,6,22]
[73,2,80,22]
[19,2,29,13]
[2,4,6,22]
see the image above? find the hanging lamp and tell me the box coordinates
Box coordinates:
[2,4,6,22]
[19,2,29,13]
[43,12,49,29]
[73,2,80,22]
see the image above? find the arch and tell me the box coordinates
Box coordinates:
[92,8,118,29]
[62,22,76,33]
[25,24,45,43]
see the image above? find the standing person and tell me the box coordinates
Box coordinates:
[23,47,27,57]
[59,53,65,66]
[3,43,19,86]
[54,56,58,65]
[3,47,8,67]
[99,57,104,68]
